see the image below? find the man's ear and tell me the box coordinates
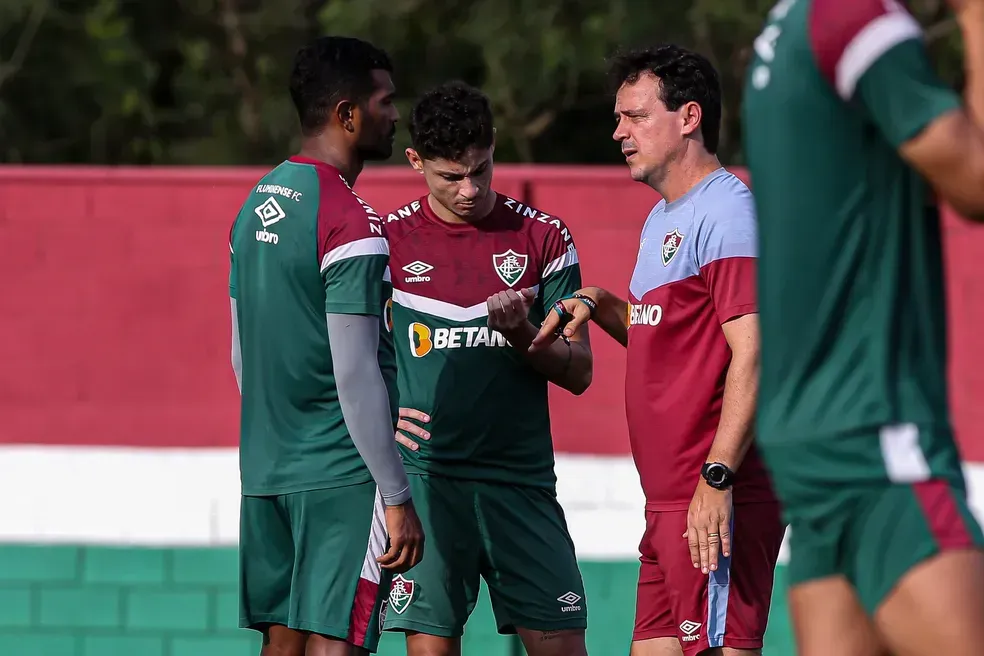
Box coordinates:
[405,148,424,173]
[334,99,357,133]
[680,101,702,140]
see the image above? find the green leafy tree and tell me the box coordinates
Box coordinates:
[0,0,968,165]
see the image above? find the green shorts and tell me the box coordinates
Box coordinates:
[239,482,392,652]
[760,423,984,613]
[382,474,587,637]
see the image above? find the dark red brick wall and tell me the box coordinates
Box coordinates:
[1,165,981,460]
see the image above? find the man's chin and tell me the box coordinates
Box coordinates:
[361,143,395,162]
[627,165,649,182]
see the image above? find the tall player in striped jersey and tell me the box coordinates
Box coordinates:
[378,82,592,656]
[743,0,984,654]
[229,37,424,656]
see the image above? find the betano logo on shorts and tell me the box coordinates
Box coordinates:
[409,322,508,357]
[627,303,663,327]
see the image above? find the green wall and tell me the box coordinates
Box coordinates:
[0,545,795,655]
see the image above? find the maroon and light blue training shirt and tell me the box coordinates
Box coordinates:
[625,168,777,511]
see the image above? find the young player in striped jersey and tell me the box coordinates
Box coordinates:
[379,82,592,656]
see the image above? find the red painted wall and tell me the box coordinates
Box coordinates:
[1,166,982,460]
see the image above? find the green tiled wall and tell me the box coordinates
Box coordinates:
[0,545,795,655]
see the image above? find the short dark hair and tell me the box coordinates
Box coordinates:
[607,45,721,154]
[409,81,494,161]
[289,36,392,136]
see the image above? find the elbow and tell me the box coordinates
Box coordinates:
[941,157,984,222]
[565,365,593,396]
[960,150,984,220]
[568,381,590,396]
[944,174,984,220]
[948,200,984,223]
[333,363,361,401]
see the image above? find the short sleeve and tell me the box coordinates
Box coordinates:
[810,0,960,148]
[695,183,758,325]
[538,217,582,311]
[315,170,389,316]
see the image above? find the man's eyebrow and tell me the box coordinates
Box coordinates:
[437,159,490,177]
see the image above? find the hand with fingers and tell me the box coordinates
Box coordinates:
[378,500,425,573]
[684,483,733,575]
[529,290,597,352]
[486,287,537,334]
[394,407,431,452]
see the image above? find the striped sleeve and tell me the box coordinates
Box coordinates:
[695,180,758,325]
[809,0,960,147]
[315,169,389,316]
[538,215,581,311]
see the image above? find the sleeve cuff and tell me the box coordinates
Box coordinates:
[718,303,758,325]
[381,484,412,506]
[324,302,379,316]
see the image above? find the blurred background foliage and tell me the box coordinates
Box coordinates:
[0,0,966,165]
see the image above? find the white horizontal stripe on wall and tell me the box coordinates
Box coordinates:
[1,446,983,563]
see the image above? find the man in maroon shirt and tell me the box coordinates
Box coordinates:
[533,45,783,656]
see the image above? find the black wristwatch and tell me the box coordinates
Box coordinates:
[701,462,735,490]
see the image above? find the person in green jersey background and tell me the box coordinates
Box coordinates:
[378,82,593,656]
[229,36,424,656]
[743,0,984,654]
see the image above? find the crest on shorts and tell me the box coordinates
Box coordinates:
[378,599,389,627]
[492,249,528,288]
[662,229,684,266]
[388,574,416,615]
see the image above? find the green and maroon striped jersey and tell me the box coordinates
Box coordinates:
[743,0,961,445]
[230,156,392,495]
[382,194,580,487]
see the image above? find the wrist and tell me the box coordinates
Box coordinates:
[700,461,736,491]
[705,454,736,470]
[502,321,536,349]
[579,286,604,307]
[383,487,412,506]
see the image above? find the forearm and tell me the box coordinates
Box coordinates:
[961,6,984,129]
[326,313,411,506]
[705,351,759,471]
[504,321,593,395]
[586,287,629,348]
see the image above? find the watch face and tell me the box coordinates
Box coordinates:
[706,464,726,483]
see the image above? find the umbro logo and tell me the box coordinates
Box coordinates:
[254,196,285,245]
[254,196,285,228]
[403,261,433,275]
[402,260,433,283]
[557,591,582,613]
[680,620,702,642]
